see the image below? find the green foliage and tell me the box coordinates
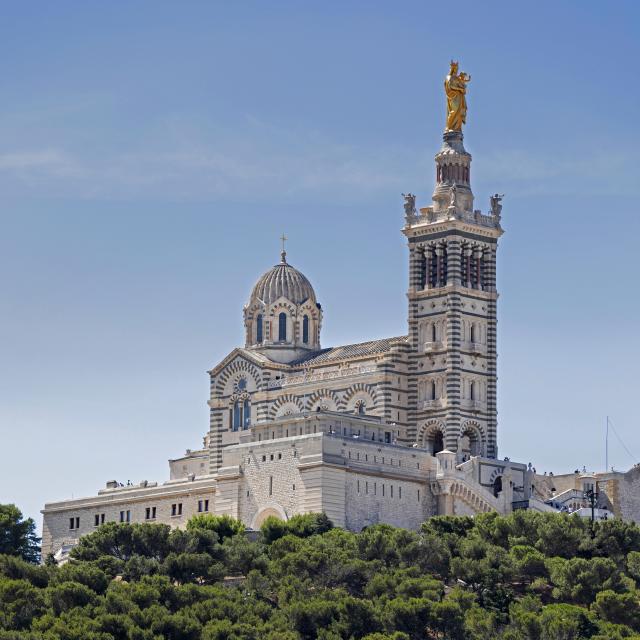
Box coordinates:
[260,512,333,544]
[0,506,40,564]
[0,555,49,588]
[187,514,246,541]
[547,556,625,605]
[260,516,289,544]
[3,508,640,638]
[591,589,640,630]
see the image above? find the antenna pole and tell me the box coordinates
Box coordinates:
[606,416,609,473]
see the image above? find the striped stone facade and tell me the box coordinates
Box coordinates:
[404,129,502,460]
[41,117,522,561]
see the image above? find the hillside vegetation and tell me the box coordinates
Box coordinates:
[2,508,640,639]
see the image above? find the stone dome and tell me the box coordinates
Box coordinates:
[249,252,317,306]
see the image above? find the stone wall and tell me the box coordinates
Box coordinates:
[603,466,640,522]
[344,470,432,530]
[169,449,208,480]
[214,431,437,532]
[41,477,216,558]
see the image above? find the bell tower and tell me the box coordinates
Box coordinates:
[403,62,503,460]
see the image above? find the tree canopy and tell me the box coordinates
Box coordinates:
[2,507,640,639]
[0,504,40,564]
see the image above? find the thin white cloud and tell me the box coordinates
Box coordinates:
[478,147,640,197]
[0,150,75,172]
[0,115,636,202]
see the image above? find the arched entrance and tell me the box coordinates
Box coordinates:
[419,422,445,456]
[459,422,484,459]
[492,476,503,498]
[431,430,444,456]
[250,504,288,529]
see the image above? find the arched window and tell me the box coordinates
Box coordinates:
[356,400,366,415]
[431,323,437,342]
[243,399,251,429]
[302,315,309,344]
[431,381,437,400]
[470,324,475,343]
[278,312,287,341]
[470,381,476,401]
[432,431,444,456]
[233,401,241,431]
[256,314,263,343]
[429,248,438,288]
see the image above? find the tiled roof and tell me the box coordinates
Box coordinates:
[290,336,407,366]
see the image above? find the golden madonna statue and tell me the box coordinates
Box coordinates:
[444,61,471,131]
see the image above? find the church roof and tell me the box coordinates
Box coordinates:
[249,252,317,306]
[209,335,408,376]
[290,335,407,366]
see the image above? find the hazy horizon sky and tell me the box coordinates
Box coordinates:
[1,1,639,526]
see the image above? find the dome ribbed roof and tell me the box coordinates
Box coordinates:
[250,252,316,306]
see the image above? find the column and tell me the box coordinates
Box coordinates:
[446,238,461,287]
[474,246,484,291]
[485,244,498,458]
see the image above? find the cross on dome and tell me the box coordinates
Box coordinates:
[280,233,288,263]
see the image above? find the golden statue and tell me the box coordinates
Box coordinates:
[444,60,471,131]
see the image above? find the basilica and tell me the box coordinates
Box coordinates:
[41,65,640,560]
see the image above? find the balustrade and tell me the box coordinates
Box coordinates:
[266,365,377,390]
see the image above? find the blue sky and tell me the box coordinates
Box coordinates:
[1,1,639,525]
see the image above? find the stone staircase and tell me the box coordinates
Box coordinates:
[431,450,506,515]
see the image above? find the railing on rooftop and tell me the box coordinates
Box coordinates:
[407,207,500,229]
[267,365,377,390]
